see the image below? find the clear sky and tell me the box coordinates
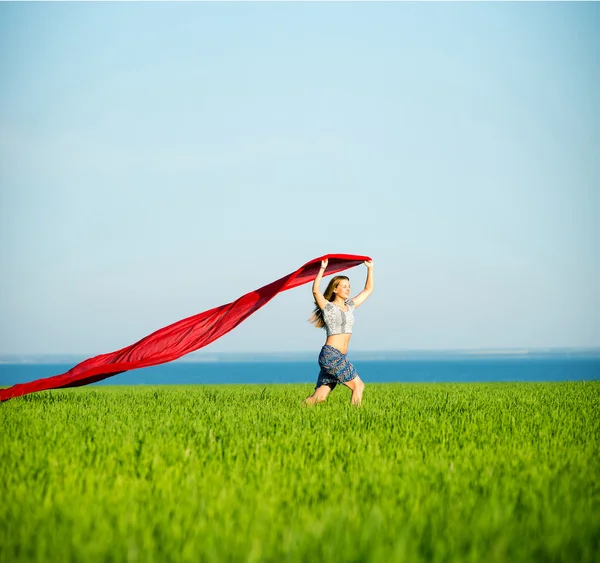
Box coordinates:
[1,2,598,356]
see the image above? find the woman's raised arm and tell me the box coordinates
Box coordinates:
[351,260,374,308]
[312,259,329,310]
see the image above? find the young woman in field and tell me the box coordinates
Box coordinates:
[305,259,374,406]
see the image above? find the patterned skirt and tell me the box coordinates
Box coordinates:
[315,344,358,389]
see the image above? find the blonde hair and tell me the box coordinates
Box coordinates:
[309,276,350,329]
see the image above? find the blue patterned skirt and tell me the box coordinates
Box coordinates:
[315,344,358,389]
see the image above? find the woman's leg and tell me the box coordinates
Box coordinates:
[343,376,365,405]
[304,383,335,405]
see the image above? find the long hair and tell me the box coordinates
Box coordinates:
[309,275,350,329]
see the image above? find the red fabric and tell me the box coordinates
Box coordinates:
[1,254,371,402]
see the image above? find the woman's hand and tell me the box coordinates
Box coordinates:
[321,259,328,270]
[364,260,373,268]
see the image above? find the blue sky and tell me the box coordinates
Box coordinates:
[1,2,598,355]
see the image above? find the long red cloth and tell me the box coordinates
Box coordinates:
[0,254,371,402]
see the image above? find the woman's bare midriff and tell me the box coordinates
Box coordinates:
[325,334,351,355]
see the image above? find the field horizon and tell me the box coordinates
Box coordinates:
[2,346,600,365]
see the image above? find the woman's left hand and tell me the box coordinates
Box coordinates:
[364,260,373,268]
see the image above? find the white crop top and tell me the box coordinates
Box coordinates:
[323,299,355,336]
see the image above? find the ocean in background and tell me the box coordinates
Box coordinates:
[1,352,599,387]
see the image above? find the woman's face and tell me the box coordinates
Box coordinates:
[335,279,351,300]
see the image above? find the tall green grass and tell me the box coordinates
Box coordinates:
[1,382,598,562]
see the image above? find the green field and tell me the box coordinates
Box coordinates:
[1,382,598,562]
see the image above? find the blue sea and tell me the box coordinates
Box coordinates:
[1,352,599,387]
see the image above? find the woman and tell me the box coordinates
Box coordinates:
[305,258,374,406]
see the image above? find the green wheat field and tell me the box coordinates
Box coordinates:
[1,382,598,562]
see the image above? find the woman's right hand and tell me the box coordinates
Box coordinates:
[320,259,328,270]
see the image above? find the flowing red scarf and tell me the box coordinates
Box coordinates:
[0,254,371,402]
